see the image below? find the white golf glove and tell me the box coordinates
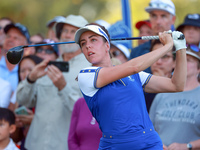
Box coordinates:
[172,31,187,51]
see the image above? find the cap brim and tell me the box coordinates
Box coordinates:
[4,23,17,33]
[46,20,56,27]
[135,21,151,29]
[177,23,200,31]
[145,7,174,15]
[75,28,92,44]
[115,44,130,58]
[186,51,200,60]
[75,25,110,45]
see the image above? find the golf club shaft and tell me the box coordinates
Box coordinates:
[24,35,160,48]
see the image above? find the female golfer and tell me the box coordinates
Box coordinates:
[74,23,187,150]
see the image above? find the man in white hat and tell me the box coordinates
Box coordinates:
[130,0,176,73]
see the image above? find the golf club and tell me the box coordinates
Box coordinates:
[6,34,185,64]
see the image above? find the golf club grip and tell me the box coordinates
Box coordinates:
[141,35,159,40]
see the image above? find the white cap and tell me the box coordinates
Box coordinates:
[46,16,66,27]
[145,0,175,16]
[75,25,110,45]
[112,43,130,59]
[55,15,88,39]
[186,51,200,60]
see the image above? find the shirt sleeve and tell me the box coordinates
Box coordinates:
[138,71,152,87]
[78,67,101,97]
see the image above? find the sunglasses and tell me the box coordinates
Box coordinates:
[112,50,123,57]
[187,44,200,52]
[36,48,54,54]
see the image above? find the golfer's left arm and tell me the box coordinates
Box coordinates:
[145,31,187,93]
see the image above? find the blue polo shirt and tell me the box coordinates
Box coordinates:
[78,66,162,149]
[0,56,18,91]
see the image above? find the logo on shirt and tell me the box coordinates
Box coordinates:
[128,76,135,82]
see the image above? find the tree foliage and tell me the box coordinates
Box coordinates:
[0,0,199,39]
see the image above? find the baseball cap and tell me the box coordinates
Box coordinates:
[75,25,110,45]
[46,16,66,27]
[4,23,30,43]
[135,20,151,30]
[186,44,200,60]
[176,14,200,31]
[111,42,130,59]
[35,39,59,56]
[108,21,132,49]
[145,0,175,16]
[55,15,88,39]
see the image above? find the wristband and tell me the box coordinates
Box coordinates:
[27,75,36,84]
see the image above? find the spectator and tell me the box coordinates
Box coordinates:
[54,14,91,91]
[150,46,200,150]
[135,20,153,45]
[68,97,102,150]
[0,78,12,108]
[23,33,44,56]
[130,0,176,73]
[10,55,43,111]
[46,16,65,42]
[30,33,44,44]
[110,42,130,63]
[0,107,19,150]
[0,17,13,58]
[0,23,30,92]
[145,40,175,112]
[12,55,43,150]
[35,39,59,61]
[17,14,89,150]
[177,13,200,47]
[150,40,175,78]
[108,20,132,49]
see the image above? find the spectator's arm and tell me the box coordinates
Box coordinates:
[16,79,37,108]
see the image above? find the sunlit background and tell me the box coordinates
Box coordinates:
[0,0,200,47]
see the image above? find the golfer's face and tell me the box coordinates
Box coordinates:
[79,31,108,65]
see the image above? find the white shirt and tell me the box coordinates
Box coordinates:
[0,78,12,108]
[3,138,19,150]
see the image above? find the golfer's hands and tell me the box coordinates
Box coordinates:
[167,143,188,150]
[28,59,49,82]
[172,31,187,51]
[47,64,66,91]
[159,31,173,49]
[15,108,34,127]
